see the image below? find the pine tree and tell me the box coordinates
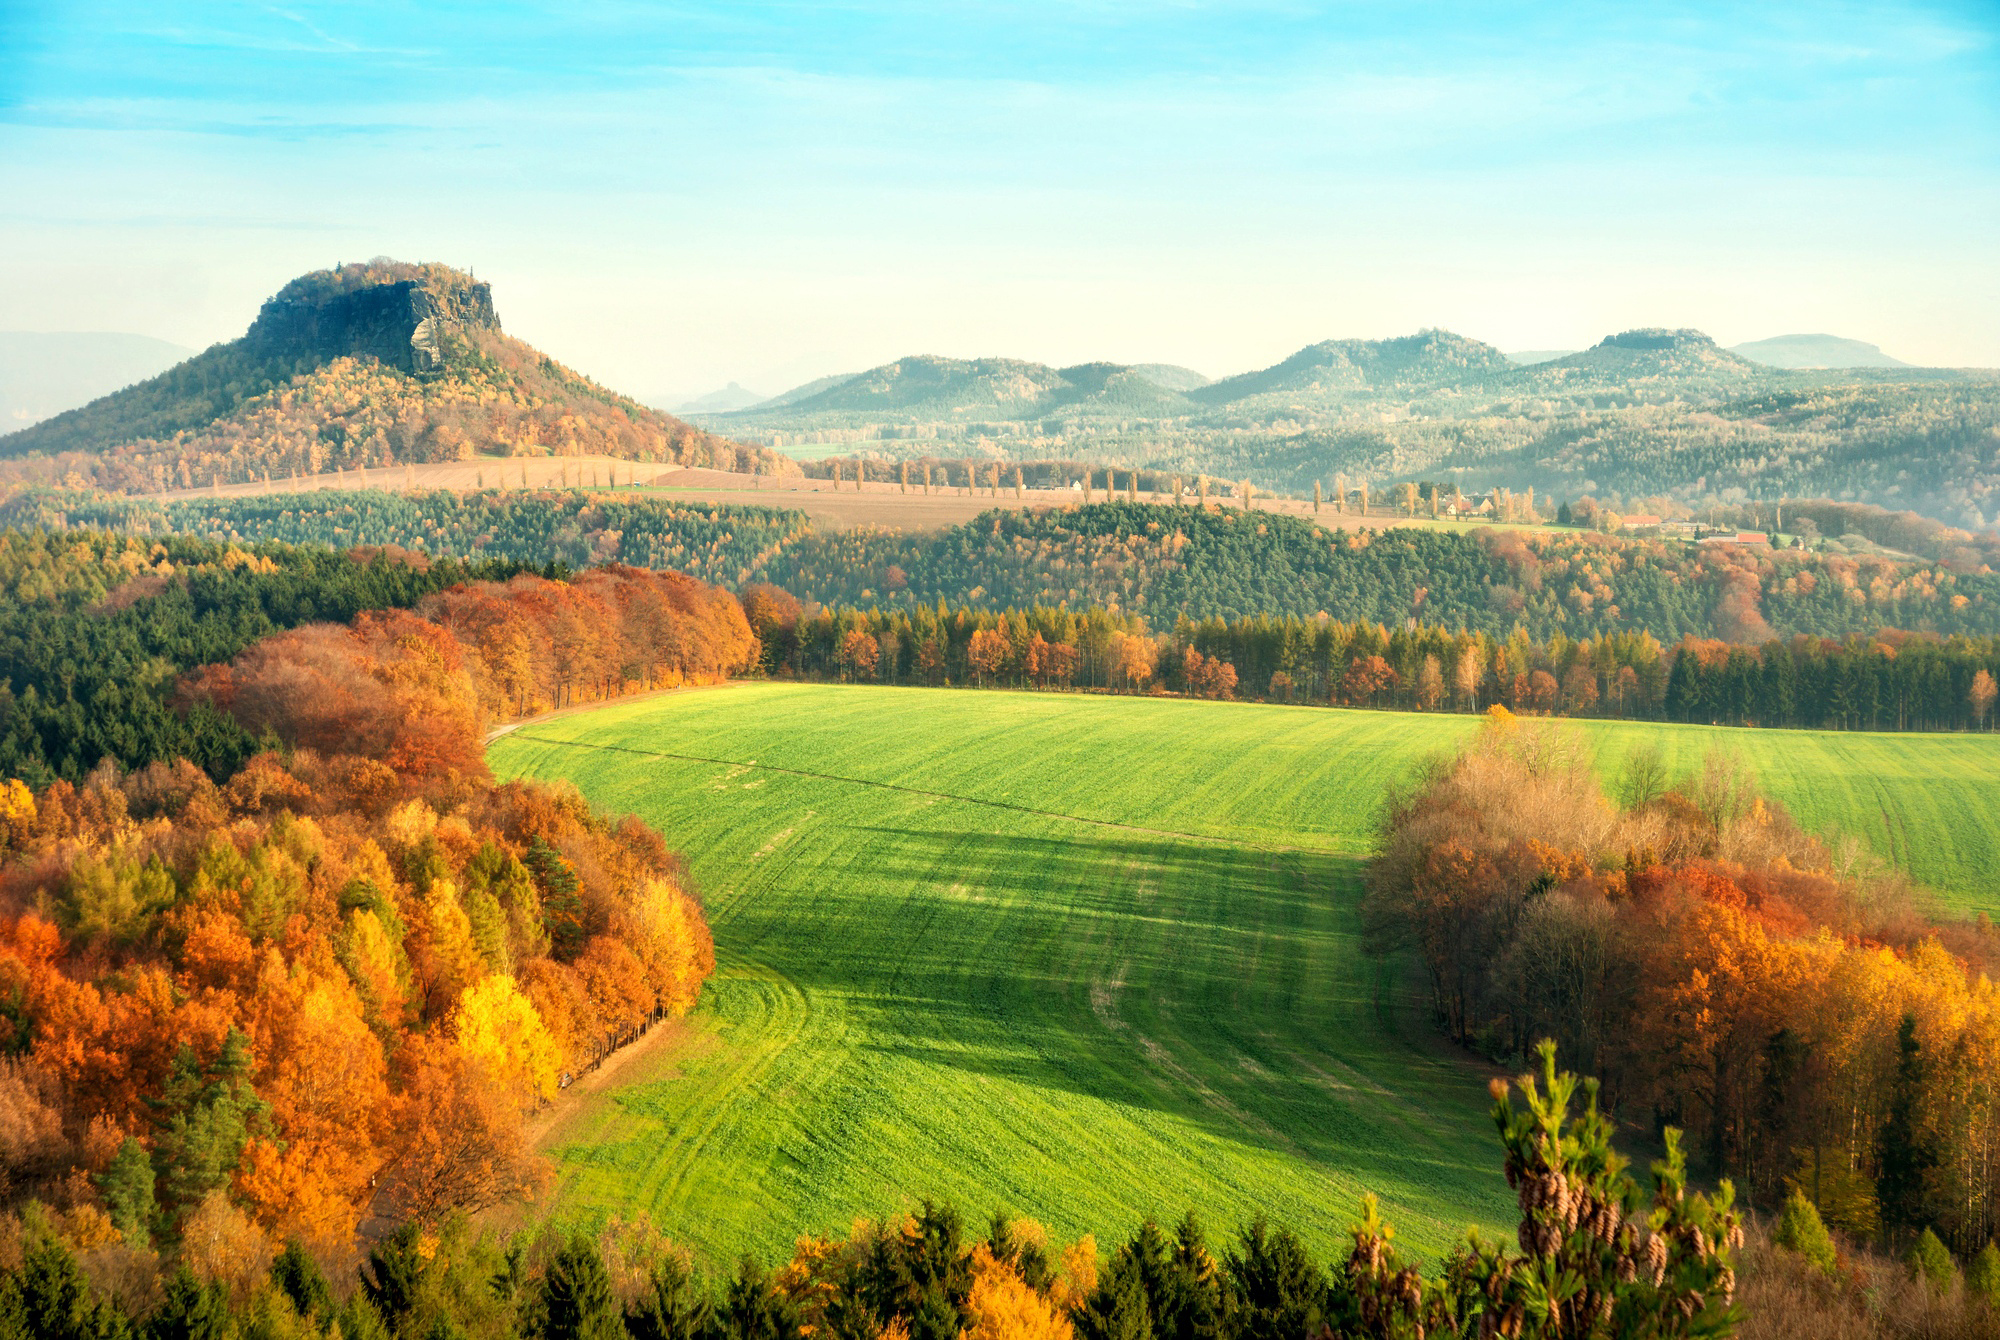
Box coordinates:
[360,1224,428,1333]
[1876,1014,1938,1239]
[539,1232,623,1340]
[271,1240,334,1325]
[96,1136,157,1245]
[150,1028,271,1215]
[626,1256,714,1340]
[147,1264,230,1340]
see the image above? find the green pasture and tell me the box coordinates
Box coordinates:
[488,685,2000,1271]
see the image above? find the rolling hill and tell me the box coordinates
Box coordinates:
[766,354,1202,422]
[1190,329,1516,404]
[0,259,775,493]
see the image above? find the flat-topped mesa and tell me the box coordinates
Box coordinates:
[246,259,500,375]
[1597,327,1717,351]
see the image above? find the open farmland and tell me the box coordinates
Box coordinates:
[487,685,2000,1271]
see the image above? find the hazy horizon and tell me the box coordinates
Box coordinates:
[3,1,1995,397]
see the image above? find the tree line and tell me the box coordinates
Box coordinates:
[752,503,2000,639]
[0,529,539,786]
[15,495,2000,650]
[0,1047,1748,1339]
[1364,711,2000,1266]
[743,594,2000,732]
[13,490,811,590]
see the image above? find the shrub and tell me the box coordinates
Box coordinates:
[1967,1241,2000,1305]
[1908,1228,1955,1291]
[1772,1193,1837,1277]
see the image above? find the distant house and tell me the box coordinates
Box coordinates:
[1657,521,1702,538]
[1698,531,1773,547]
[1621,513,1663,530]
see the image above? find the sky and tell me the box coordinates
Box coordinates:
[1,0,1997,399]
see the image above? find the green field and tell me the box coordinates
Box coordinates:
[488,685,2000,1271]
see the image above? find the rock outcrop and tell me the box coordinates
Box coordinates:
[246,266,500,375]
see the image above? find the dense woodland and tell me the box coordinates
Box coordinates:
[754,504,2000,639]
[1365,712,2000,1266]
[0,547,767,1337]
[22,491,2000,649]
[0,531,539,785]
[22,491,811,590]
[751,596,2000,732]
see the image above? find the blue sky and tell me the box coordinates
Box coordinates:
[2,1,1996,395]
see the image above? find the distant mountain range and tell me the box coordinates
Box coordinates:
[688,326,1997,530]
[658,382,768,413]
[1728,333,1909,369]
[0,261,769,491]
[0,332,194,430]
[701,327,1790,434]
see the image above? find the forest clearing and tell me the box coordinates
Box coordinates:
[487,683,2000,1271]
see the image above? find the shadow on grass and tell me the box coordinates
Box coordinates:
[713,821,1503,1204]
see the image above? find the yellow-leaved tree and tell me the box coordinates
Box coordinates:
[453,974,561,1107]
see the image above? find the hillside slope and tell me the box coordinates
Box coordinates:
[1193,329,1515,404]
[0,259,774,492]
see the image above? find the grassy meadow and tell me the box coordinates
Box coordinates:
[487,685,2000,1270]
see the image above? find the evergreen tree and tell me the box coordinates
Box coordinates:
[1875,1014,1939,1239]
[360,1224,428,1333]
[96,1137,157,1245]
[270,1240,334,1326]
[1967,1241,2000,1305]
[1772,1192,1837,1276]
[1908,1228,1956,1290]
[150,1028,271,1214]
[625,1256,714,1340]
[1222,1219,1325,1340]
[715,1258,800,1340]
[142,1266,228,1340]
[537,1232,623,1340]
[0,1237,126,1340]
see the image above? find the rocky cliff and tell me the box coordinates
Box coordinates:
[246,263,500,374]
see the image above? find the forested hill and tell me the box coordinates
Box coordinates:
[757,503,2000,640]
[21,490,2000,644]
[0,258,777,493]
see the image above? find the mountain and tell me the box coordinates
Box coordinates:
[761,355,1197,421]
[1503,349,1577,365]
[1514,328,1763,391]
[0,332,195,430]
[1730,334,1909,369]
[0,259,769,491]
[1192,329,1516,404]
[667,382,767,413]
[1127,363,1210,392]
